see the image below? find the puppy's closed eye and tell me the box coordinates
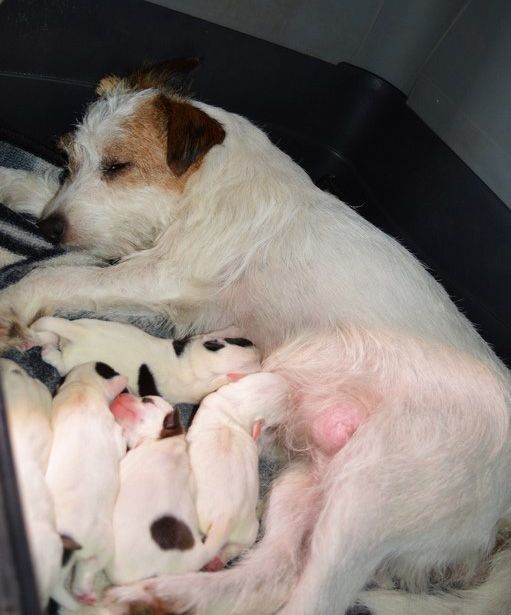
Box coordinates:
[101,160,132,179]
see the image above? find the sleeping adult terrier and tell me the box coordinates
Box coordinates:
[0,59,510,615]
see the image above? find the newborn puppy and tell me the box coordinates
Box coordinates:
[29,316,261,403]
[187,372,289,566]
[0,359,76,609]
[107,394,215,584]
[45,361,128,605]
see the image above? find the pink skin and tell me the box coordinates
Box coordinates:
[310,402,366,455]
[202,556,225,572]
[76,593,97,606]
[110,393,138,424]
[251,419,264,442]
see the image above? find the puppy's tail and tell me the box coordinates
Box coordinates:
[358,540,511,615]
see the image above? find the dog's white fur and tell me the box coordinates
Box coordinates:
[29,316,261,403]
[186,372,289,565]
[106,394,214,584]
[0,359,77,609]
[45,362,128,604]
[0,67,510,614]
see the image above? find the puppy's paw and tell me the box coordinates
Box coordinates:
[184,329,261,398]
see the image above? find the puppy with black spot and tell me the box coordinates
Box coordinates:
[29,316,261,402]
[187,372,289,567]
[106,393,215,584]
[45,361,128,606]
[0,359,77,610]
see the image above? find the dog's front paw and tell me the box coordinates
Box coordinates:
[185,328,261,398]
[0,309,34,353]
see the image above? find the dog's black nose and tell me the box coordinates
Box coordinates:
[37,214,66,243]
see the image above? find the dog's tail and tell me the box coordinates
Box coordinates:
[358,540,511,615]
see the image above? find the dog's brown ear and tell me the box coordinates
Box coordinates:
[126,58,200,94]
[164,99,225,177]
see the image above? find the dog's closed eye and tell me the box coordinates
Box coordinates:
[101,160,132,179]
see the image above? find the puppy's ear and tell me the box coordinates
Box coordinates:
[160,410,184,438]
[126,58,200,94]
[163,99,225,177]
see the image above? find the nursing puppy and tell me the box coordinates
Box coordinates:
[46,361,128,605]
[29,316,261,403]
[0,359,75,609]
[107,394,215,584]
[0,60,510,614]
[187,372,289,567]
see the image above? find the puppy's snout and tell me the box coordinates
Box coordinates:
[37,214,66,243]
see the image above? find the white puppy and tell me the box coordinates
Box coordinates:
[106,393,215,584]
[0,359,75,609]
[0,60,510,614]
[30,316,261,403]
[186,372,289,567]
[45,361,128,606]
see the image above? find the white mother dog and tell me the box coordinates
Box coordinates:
[0,60,510,615]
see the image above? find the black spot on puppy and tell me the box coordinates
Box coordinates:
[224,337,254,347]
[60,534,81,566]
[172,336,191,357]
[138,364,161,397]
[142,397,154,404]
[160,411,184,438]
[150,515,194,550]
[203,340,225,351]
[95,362,119,379]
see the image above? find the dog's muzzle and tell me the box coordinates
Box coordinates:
[37,214,66,243]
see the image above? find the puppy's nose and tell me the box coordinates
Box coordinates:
[37,214,66,243]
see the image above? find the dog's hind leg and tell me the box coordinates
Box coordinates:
[103,464,316,615]
[278,405,508,615]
